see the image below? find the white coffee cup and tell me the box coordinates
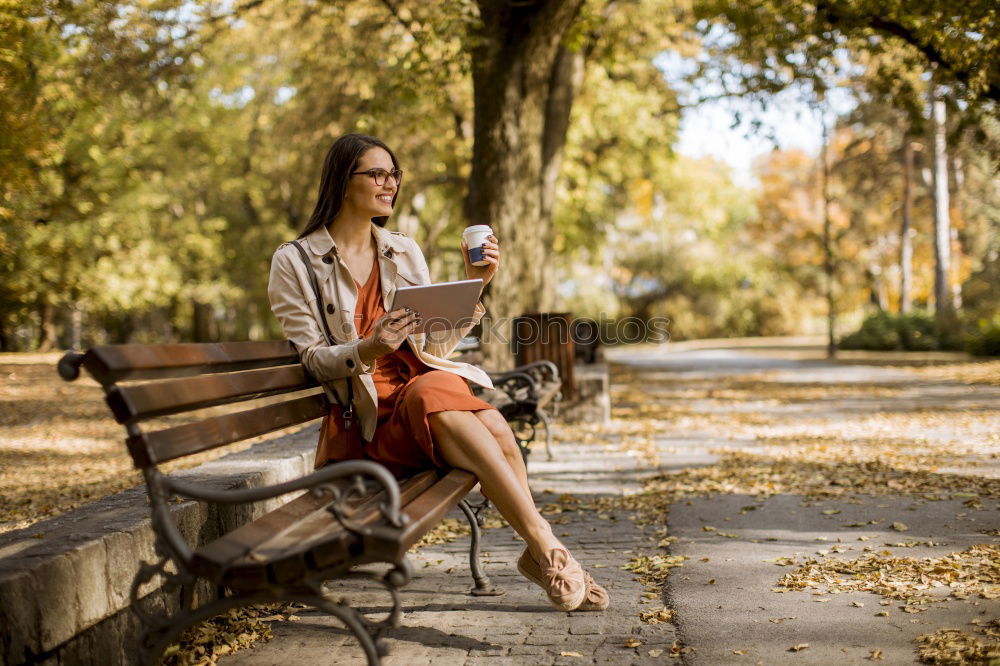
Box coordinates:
[462,225,493,267]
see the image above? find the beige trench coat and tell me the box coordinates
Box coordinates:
[267,223,493,442]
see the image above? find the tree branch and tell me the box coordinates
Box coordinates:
[816,1,1000,102]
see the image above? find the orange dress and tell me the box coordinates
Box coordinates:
[317,257,495,476]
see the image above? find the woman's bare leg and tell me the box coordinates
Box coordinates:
[429,410,560,561]
[474,409,530,497]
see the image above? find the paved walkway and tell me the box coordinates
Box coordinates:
[225,341,1000,665]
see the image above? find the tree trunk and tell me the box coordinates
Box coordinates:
[68,305,83,350]
[820,117,836,358]
[192,300,214,342]
[930,85,951,319]
[465,0,586,367]
[36,299,58,351]
[899,140,914,314]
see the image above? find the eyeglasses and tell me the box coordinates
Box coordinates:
[350,168,403,187]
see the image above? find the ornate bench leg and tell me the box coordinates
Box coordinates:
[458,499,504,596]
[536,408,554,460]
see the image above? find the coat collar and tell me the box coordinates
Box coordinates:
[304,223,410,258]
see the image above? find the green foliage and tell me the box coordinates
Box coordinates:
[966,316,1000,357]
[0,0,996,351]
[839,310,954,351]
[692,0,1000,108]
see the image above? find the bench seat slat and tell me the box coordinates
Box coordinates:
[106,365,319,424]
[83,341,300,384]
[191,490,330,576]
[129,394,329,466]
[396,470,477,555]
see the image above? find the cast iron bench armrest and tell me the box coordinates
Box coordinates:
[511,359,560,385]
[488,371,540,401]
[163,460,405,527]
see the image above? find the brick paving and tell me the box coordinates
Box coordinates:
[227,439,676,665]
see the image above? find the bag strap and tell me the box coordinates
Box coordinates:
[291,240,355,430]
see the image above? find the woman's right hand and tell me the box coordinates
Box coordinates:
[359,308,421,363]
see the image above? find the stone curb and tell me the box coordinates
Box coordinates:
[0,424,321,665]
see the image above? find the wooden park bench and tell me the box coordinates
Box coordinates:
[451,338,563,462]
[57,341,503,666]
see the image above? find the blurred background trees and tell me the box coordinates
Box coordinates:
[1,0,996,354]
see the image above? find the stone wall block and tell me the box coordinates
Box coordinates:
[31,553,78,651]
[0,569,40,664]
[102,531,136,610]
[70,539,110,629]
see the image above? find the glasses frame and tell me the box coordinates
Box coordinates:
[350,168,403,187]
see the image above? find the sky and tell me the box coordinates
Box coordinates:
[656,52,856,189]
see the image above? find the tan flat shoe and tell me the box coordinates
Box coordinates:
[579,571,610,611]
[517,547,588,612]
[517,548,587,611]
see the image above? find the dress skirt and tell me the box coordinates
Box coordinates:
[315,255,495,476]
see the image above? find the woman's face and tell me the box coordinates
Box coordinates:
[343,147,397,219]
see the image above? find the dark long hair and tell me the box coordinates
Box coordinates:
[298,133,400,239]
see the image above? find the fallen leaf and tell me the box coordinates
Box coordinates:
[648,649,664,657]
[559,651,583,657]
[869,648,883,660]
[624,638,641,648]
[789,643,810,652]
[891,522,908,532]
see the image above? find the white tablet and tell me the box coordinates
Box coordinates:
[389,279,483,335]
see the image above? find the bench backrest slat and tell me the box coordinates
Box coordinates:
[83,341,299,384]
[106,365,318,424]
[128,393,328,466]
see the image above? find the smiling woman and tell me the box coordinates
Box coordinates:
[266,133,609,612]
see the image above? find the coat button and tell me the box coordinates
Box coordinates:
[326,304,335,314]
[322,255,333,264]
[345,359,355,368]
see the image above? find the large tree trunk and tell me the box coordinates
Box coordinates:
[930,86,951,319]
[899,140,914,314]
[465,0,586,367]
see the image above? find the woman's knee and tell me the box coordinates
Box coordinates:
[476,410,520,459]
[430,411,497,453]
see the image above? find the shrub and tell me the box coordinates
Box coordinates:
[839,311,903,351]
[966,316,1000,357]
[896,311,940,351]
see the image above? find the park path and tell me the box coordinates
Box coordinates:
[610,342,1000,665]
[223,341,1000,665]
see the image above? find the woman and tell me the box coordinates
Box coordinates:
[268,133,607,612]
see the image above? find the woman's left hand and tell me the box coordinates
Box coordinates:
[462,234,500,294]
